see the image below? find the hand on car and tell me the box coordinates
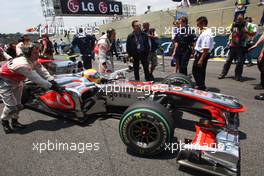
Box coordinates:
[50,80,65,93]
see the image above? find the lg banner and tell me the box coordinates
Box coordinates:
[59,0,123,16]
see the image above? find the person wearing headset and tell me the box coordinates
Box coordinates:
[16,34,31,57]
[0,43,63,133]
[94,28,116,73]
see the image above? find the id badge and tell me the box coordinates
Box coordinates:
[137,44,141,50]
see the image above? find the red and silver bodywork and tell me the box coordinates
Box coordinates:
[38,55,83,75]
[22,73,245,175]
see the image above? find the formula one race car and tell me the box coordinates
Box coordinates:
[21,69,245,176]
[38,54,83,75]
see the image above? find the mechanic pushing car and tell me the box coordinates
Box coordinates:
[94,28,116,73]
[0,43,63,134]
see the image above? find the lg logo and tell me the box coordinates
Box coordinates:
[66,0,120,14]
[98,2,108,14]
[67,0,79,13]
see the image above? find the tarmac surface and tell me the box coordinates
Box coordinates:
[0,57,263,176]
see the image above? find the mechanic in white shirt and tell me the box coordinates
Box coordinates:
[0,43,62,134]
[192,16,214,90]
[94,28,116,73]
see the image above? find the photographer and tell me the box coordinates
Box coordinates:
[218,15,248,81]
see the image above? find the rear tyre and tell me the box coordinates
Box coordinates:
[161,73,194,88]
[119,101,174,156]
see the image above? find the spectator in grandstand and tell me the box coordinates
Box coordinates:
[172,16,196,75]
[219,15,248,81]
[127,20,151,81]
[192,16,214,90]
[234,0,250,20]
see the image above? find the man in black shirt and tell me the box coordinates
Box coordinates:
[172,16,196,75]
[126,20,151,81]
[71,28,96,69]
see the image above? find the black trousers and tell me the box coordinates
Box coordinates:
[260,9,264,25]
[258,59,264,86]
[133,53,151,81]
[82,54,92,69]
[192,52,209,90]
[221,47,246,79]
[176,47,192,75]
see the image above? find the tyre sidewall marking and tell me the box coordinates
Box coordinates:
[119,109,172,153]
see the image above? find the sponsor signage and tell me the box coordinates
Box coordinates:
[212,34,263,59]
[56,0,123,16]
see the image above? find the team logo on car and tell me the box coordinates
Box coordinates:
[67,0,79,13]
[98,2,108,14]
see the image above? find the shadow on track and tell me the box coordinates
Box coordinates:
[14,119,74,134]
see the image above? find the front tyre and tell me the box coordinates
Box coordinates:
[161,73,194,88]
[119,101,174,156]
